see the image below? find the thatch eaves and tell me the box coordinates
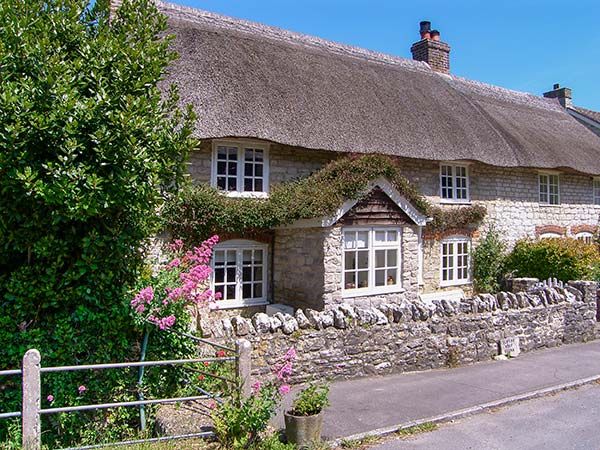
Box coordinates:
[157,1,600,175]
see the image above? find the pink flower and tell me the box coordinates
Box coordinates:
[47,394,54,402]
[78,385,86,394]
[135,304,145,313]
[252,381,262,394]
[276,361,293,381]
[285,348,297,360]
[209,401,216,409]
[279,385,291,396]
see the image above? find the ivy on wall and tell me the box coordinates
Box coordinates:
[163,154,487,243]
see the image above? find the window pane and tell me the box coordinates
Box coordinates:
[227,178,237,191]
[242,267,252,281]
[386,269,397,285]
[242,284,252,299]
[254,266,263,281]
[375,231,386,243]
[226,267,236,281]
[255,179,263,192]
[345,272,356,289]
[245,163,254,177]
[214,268,224,283]
[357,271,369,288]
[345,252,356,269]
[255,164,263,177]
[375,250,385,268]
[357,250,369,269]
[253,283,263,298]
[388,249,397,267]
[356,232,368,248]
[226,285,236,300]
[375,269,385,286]
[387,231,398,242]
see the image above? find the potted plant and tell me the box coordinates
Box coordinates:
[284,380,330,447]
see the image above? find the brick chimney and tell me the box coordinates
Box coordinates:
[543,83,572,108]
[410,21,451,74]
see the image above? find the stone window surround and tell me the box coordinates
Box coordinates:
[538,171,560,205]
[440,235,471,287]
[341,226,404,298]
[535,225,566,238]
[210,239,269,309]
[439,162,470,204]
[211,140,270,198]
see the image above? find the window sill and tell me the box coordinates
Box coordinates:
[342,286,405,299]
[209,298,269,310]
[439,200,471,205]
[538,203,561,207]
[222,191,269,199]
[439,280,472,288]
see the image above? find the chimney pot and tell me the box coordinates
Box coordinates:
[410,22,450,74]
[553,83,560,89]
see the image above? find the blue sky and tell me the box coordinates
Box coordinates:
[171,0,600,111]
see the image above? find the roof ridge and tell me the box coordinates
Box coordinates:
[156,0,432,73]
[446,74,562,112]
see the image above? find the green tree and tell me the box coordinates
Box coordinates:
[0,0,195,441]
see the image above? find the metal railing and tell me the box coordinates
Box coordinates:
[0,338,252,450]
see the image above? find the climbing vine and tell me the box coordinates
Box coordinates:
[163,154,487,243]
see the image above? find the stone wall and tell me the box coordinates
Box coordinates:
[204,281,599,383]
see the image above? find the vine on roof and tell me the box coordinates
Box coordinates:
[162,154,486,243]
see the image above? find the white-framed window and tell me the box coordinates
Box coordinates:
[593,178,600,206]
[342,227,402,297]
[211,141,269,196]
[575,232,594,244]
[211,240,268,308]
[440,163,469,203]
[538,173,560,205]
[440,236,470,287]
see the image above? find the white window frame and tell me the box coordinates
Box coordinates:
[575,232,594,244]
[440,236,471,287]
[439,163,470,203]
[538,172,560,205]
[342,227,403,298]
[210,240,268,309]
[593,178,600,206]
[211,141,270,197]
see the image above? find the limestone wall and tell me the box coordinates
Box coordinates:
[203,281,599,383]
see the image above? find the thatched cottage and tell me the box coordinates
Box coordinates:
[153,1,600,312]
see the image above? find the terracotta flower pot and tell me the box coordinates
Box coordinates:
[284,410,323,448]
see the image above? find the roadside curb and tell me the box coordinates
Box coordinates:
[328,373,600,447]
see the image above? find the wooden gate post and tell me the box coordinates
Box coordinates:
[235,339,252,398]
[22,349,41,450]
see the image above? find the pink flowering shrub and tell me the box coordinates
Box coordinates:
[213,348,296,449]
[131,236,219,331]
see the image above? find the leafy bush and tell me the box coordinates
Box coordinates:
[504,238,600,282]
[472,226,506,293]
[163,154,487,244]
[0,0,195,445]
[290,381,330,416]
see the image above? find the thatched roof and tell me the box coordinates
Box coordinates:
[158,1,600,175]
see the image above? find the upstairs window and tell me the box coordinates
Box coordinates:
[594,178,600,205]
[342,227,402,296]
[440,164,469,203]
[539,173,560,205]
[440,236,470,286]
[212,142,269,196]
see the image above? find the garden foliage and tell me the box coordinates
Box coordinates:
[504,237,600,282]
[0,0,195,444]
[472,226,506,293]
[164,154,487,243]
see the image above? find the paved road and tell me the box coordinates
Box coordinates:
[370,383,600,450]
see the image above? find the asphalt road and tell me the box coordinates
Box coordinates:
[369,383,600,450]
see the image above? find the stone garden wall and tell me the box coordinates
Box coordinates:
[203,280,599,383]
